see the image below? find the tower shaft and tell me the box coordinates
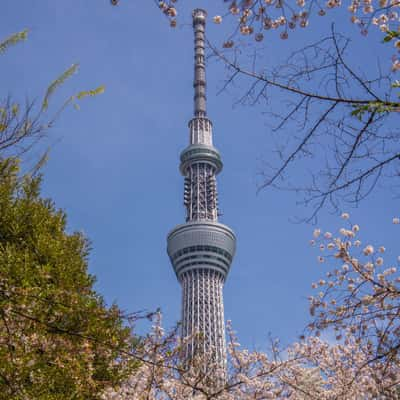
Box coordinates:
[181,269,226,365]
[167,9,236,369]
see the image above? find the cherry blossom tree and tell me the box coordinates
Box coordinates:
[111,0,400,219]
[208,31,400,221]
[99,215,400,399]
[203,1,400,220]
[309,213,400,394]
[102,314,399,398]
[148,0,400,70]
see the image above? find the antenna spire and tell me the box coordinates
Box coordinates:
[192,9,207,117]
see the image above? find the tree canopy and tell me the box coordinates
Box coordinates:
[0,154,138,399]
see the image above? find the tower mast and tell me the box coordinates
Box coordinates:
[167,9,236,367]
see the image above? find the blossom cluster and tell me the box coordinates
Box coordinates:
[101,212,400,399]
[215,1,400,66]
[102,303,400,399]
[97,203,400,399]
[158,0,178,27]
[153,0,400,70]
[308,213,400,385]
[211,0,400,70]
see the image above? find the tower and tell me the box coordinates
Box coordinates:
[167,9,236,367]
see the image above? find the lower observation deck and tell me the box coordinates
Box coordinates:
[167,221,236,281]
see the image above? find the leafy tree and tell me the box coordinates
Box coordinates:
[0,157,139,399]
[0,30,138,399]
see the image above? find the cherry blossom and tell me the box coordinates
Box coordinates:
[151,0,400,71]
[102,215,400,398]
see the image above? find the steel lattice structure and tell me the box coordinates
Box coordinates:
[167,9,236,368]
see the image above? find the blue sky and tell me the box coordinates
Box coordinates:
[2,1,399,349]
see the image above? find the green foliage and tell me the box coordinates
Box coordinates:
[0,29,105,158]
[73,85,106,110]
[351,100,400,120]
[42,64,79,111]
[42,66,105,112]
[0,30,28,54]
[383,30,400,43]
[76,85,105,100]
[0,158,138,399]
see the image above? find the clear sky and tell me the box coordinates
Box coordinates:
[2,0,398,349]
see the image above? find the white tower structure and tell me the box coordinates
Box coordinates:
[167,9,236,367]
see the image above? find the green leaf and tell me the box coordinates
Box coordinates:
[0,30,28,54]
[76,85,105,100]
[42,64,79,111]
[351,100,400,120]
[383,30,399,43]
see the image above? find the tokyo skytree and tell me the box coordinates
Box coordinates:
[167,9,236,367]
